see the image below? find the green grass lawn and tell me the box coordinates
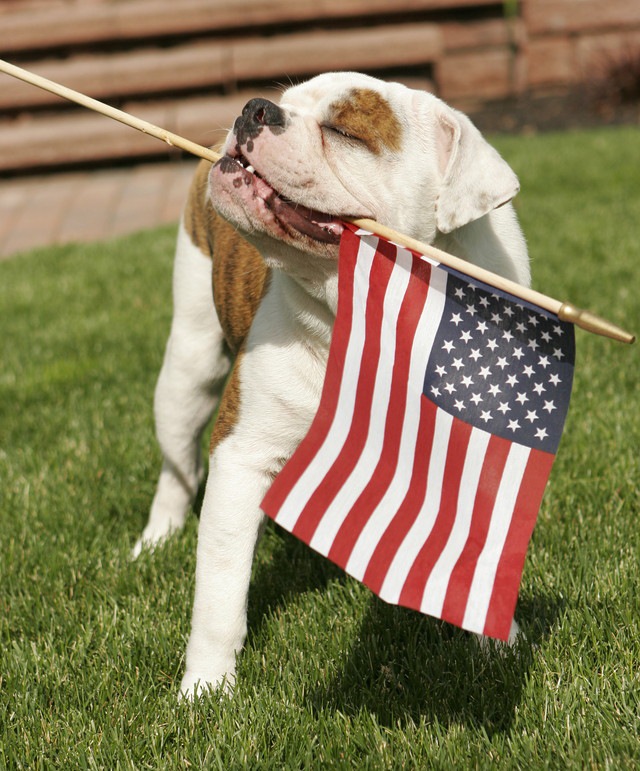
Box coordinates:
[1,127,639,769]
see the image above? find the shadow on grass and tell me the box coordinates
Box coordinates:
[246,523,346,627]
[247,524,565,735]
[310,591,565,735]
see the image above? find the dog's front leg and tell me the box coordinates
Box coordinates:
[180,431,270,698]
[179,272,332,698]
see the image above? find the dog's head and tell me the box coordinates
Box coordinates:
[210,72,520,270]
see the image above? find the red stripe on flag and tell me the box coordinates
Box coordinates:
[360,394,438,595]
[261,229,359,517]
[327,255,433,568]
[290,237,396,543]
[482,448,555,639]
[439,433,511,629]
[398,413,474,610]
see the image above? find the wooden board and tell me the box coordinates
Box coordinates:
[1,0,496,52]
[0,24,442,111]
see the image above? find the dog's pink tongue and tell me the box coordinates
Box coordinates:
[267,194,344,244]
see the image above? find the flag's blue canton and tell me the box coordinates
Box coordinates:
[423,267,575,454]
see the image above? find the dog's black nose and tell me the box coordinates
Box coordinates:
[234,99,286,146]
[241,98,286,129]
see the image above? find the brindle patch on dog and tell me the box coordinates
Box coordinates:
[183,160,270,355]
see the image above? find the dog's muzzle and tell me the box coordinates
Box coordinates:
[234,98,287,146]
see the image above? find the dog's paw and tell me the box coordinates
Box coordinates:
[131,521,180,560]
[131,532,159,560]
[506,618,521,645]
[476,618,522,654]
[179,669,235,701]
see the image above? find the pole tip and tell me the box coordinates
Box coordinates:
[558,303,635,344]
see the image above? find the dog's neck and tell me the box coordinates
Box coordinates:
[255,237,340,348]
[267,270,336,354]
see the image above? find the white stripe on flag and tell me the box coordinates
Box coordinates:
[273,236,377,531]
[378,407,454,605]
[461,441,531,634]
[419,427,491,619]
[345,264,449,580]
[309,246,414,554]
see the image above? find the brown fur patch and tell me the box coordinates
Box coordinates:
[209,352,243,453]
[329,88,402,154]
[211,219,270,355]
[183,160,271,449]
[183,160,218,258]
[183,159,270,356]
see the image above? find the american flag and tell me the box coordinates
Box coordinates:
[261,226,574,640]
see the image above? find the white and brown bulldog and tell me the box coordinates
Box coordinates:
[133,72,530,697]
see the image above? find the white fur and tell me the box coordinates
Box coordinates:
[132,225,230,558]
[181,274,333,695]
[136,73,531,697]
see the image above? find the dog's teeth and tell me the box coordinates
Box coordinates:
[246,165,255,174]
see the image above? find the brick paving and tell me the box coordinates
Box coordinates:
[0,159,199,259]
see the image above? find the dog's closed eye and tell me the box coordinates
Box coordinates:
[322,124,362,143]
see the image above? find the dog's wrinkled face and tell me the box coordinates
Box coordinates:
[210,71,520,268]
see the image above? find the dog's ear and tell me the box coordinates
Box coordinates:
[435,106,520,234]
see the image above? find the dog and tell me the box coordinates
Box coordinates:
[133,72,530,697]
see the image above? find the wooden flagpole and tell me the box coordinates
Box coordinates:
[0,59,221,164]
[0,58,635,344]
[349,218,636,344]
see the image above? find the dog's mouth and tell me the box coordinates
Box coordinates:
[216,153,348,245]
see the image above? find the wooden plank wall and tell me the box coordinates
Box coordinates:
[524,1,640,90]
[1,0,639,173]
